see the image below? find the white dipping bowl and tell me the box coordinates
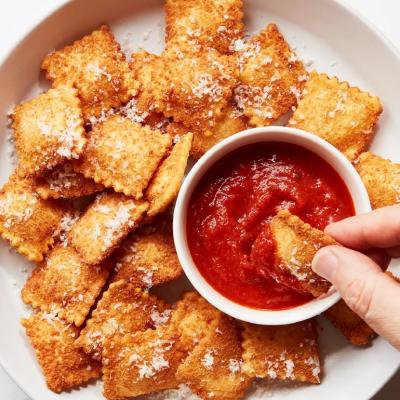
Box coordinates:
[173,126,371,325]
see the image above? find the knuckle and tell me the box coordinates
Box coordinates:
[342,278,373,319]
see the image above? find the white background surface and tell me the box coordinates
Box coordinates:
[0,0,399,399]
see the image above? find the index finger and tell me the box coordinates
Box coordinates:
[325,205,400,250]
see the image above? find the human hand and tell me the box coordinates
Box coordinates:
[312,205,400,350]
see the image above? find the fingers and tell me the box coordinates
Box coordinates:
[325,205,400,251]
[312,245,400,350]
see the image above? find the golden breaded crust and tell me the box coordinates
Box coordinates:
[68,192,148,265]
[76,280,169,360]
[119,96,170,132]
[146,132,193,216]
[324,299,376,346]
[11,86,86,177]
[235,24,307,127]
[35,162,104,200]
[192,104,248,158]
[129,51,164,119]
[21,246,110,327]
[176,314,253,400]
[52,208,81,247]
[270,209,337,297]
[74,115,171,199]
[112,227,182,288]
[170,291,221,354]
[167,103,248,159]
[42,25,137,122]
[288,71,383,161]
[0,173,65,262]
[21,312,101,393]
[241,320,321,384]
[165,0,244,54]
[133,48,237,135]
[356,152,400,209]
[102,326,185,399]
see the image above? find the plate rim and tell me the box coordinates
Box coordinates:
[0,0,399,399]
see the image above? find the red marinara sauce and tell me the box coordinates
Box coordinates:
[187,142,355,310]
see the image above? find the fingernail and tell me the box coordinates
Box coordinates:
[312,248,338,282]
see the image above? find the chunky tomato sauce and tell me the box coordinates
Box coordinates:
[187,142,355,310]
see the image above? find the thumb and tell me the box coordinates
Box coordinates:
[312,245,400,350]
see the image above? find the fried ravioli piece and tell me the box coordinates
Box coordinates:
[170,291,221,353]
[74,115,171,198]
[165,0,244,54]
[102,326,184,399]
[21,246,110,327]
[146,132,193,216]
[167,104,248,159]
[119,96,170,132]
[112,228,182,288]
[35,162,104,200]
[270,210,338,297]
[234,24,307,127]
[176,315,253,400]
[241,320,321,383]
[129,51,164,116]
[52,208,81,247]
[0,173,65,262]
[42,25,136,122]
[134,48,237,135]
[324,300,376,346]
[68,192,148,265]
[76,280,168,360]
[22,312,101,393]
[288,72,383,161]
[355,152,400,208]
[191,104,248,158]
[11,86,86,177]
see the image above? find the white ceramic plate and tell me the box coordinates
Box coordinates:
[0,1,399,399]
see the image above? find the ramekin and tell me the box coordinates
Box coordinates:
[173,126,371,325]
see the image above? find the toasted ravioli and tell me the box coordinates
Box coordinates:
[356,152,400,208]
[11,86,86,177]
[35,162,104,200]
[241,320,321,383]
[234,24,307,127]
[68,192,148,265]
[288,72,382,161]
[22,312,101,393]
[21,246,110,327]
[192,105,248,158]
[170,291,221,353]
[74,115,171,198]
[52,208,81,247]
[102,326,184,399]
[167,104,248,159]
[165,0,244,54]
[134,48,237,134]
[0,173,65,262]
[112,228,182,288]
[76,280,168,360]
[42,25,136,122]
[324,300,376,346]
[270,210,337,297]
[176,315,252,400]
[129,51,164,117]
[119,96,170,132]
[146,132,193,216]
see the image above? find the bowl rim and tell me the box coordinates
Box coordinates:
[173,126,372,325]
